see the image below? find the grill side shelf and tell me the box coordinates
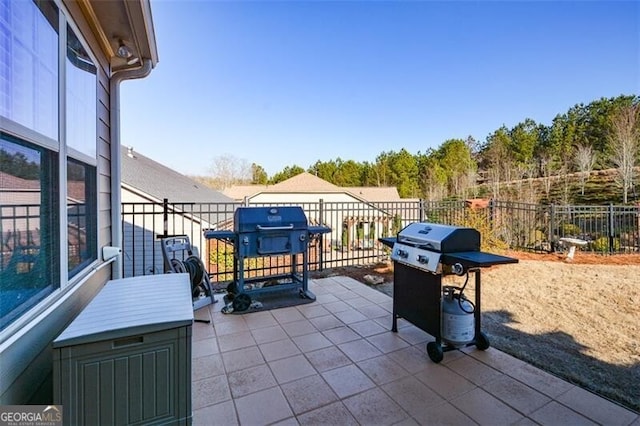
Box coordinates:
[307,225,332,236]
[204,230,235,240]
[378,237,396,248]
[441,251,518,268]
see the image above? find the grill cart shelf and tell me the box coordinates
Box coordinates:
[205,206,330,312]
[379,222,517,363]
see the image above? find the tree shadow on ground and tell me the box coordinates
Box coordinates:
[316,266,639,413]
[483,309,639,413]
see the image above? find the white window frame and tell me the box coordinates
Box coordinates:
[0,0,101,340]
[63,15,99,279]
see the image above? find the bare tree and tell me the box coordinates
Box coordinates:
[484,136,511,199]
[488,167,501,199]
[609,104,640,203]
[208,154,251,189]
[523,161,538,203]
[539,155,555,199]
[559,163,571,205]
[574,143,597,195]
[465,168,478,198]
[498,161,537,203]
[421,164,447,201]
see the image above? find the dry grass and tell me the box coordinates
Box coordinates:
[322,252,640,412]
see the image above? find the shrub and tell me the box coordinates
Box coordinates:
[528,229,546,246]
[456,208,509,252]
[590,237,620,252]
[560,223,581,236]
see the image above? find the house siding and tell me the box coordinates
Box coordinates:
[0,0,114,404]
[248,192,393,252]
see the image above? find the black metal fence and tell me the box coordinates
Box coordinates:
[490,201,640,254]
[120,199,640,280]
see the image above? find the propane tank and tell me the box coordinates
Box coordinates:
[441,286,475,347]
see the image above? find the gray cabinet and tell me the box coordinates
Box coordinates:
[53,274,194,425]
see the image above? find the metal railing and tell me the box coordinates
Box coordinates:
[120,199,640,280]
[490,201,640,253]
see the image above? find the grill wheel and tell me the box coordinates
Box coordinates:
[427,342,444,363]
[475,332,490,350]
[232,293,252,312]
[226,282,237,300]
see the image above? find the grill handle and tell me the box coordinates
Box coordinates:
[398,236,434,249]
[256,224,294,231]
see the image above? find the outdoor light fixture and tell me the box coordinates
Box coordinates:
[116,39,133,59]
[115,39,139,66]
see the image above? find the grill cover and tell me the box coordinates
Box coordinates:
[397,222,480,253]
[234,206,308,233]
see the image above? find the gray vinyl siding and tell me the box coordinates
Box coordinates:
[122,219,166,276]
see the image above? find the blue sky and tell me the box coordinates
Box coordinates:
[120,0,639,178]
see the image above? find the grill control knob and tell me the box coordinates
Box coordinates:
[417,255,429,264]
[452,263,465,276]
[396,249,408,259]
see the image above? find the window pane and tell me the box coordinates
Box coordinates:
[0,133,60,331]
[0,0,58,139]
[66,24,96,158]
[67,158,97,276]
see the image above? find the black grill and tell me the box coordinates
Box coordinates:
[380,221,517,362]
[205,206,330,312]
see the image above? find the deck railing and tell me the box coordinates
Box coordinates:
[120,199,640,280]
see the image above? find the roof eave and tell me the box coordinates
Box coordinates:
[75,0,159,72]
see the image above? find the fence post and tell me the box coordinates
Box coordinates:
[163,198,168,238]
[319,199,324,271]
[419,199,425,222]
[549,204,555,252]
[488,199,495,230]
[637,204,640,251]
[609,203,614,253]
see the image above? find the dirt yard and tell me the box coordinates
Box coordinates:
[319,251,640,412]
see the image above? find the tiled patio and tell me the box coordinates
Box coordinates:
[190,276,639,426]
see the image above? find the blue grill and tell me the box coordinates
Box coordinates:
[204,206,330,312]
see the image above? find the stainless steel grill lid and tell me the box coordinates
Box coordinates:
[380,222,515,273]
[397,222,480,253]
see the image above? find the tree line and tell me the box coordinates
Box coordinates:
[199,94,639,204]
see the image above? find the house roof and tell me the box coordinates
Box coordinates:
[222,172,401,202]
[269,172,340,192]
[344,187,401,201]
[0,171,40,190]
[0,171,90,202]
[222,184,269,201]
[121,147,232,203]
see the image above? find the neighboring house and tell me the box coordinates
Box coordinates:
[223,172,402,249]
[223,172,401,203]
[120,146,233,276]
[1,0,157,404]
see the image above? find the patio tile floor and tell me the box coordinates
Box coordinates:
[191,276,639,426]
